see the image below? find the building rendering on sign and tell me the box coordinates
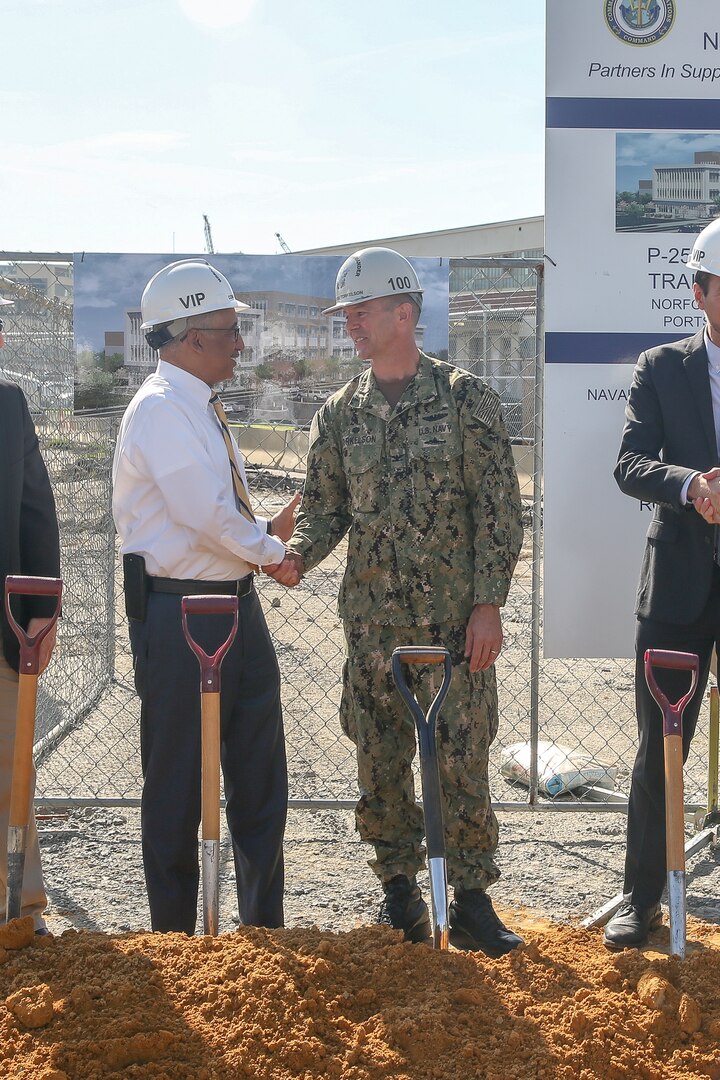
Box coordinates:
[652,153,720,219]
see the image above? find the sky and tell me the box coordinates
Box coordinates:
[1,0,545,256]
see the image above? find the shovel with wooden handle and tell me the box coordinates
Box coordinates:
[181,594,238,937]
[391,646,453,950]
[4,575,62,924]
[644,648,699,960]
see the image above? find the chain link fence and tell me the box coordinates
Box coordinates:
[0,254,713,815]
[0,259,115,768]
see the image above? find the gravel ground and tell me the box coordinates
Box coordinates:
[36,804,720,938]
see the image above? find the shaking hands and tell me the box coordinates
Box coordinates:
[690,467,720,524]
[262,490,304,586]
[263,551,304,588]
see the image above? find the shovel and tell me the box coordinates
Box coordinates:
[181,595,238,936]
[391,646,453,950]
[4,575,62,923]
[644,648,699,960]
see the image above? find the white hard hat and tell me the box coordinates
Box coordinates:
[322,247,423,315]
[686,218,720,277]
[140,259,250,348]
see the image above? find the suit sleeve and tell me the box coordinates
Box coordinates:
[18,390,61,619]
[614,352,696,511]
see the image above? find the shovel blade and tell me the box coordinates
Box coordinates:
[202,840,220,936]
[667,869,686,959]
[6,827,27,923]
[428,856,449,950]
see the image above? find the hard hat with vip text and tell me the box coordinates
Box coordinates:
[686,218,720,277]
[140,259,249,332]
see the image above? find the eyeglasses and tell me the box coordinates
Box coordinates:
[192,325,241,340]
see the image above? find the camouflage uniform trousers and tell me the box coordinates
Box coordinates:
[340,620,500,892]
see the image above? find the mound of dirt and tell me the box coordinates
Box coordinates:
[1,915,719,1079]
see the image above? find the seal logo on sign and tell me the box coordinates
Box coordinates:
[605,0,675,46]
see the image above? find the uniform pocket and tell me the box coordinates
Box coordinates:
[409,441,464,501]
[344,444,383,515]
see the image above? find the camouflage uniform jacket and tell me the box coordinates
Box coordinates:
[287,352,523,627]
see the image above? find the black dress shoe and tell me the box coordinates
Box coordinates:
[377,875,432,944]
[603,901,662,949]
[449,888,523,958]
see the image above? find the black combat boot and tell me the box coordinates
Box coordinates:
[449,887,523,957]
[377,875,432,944]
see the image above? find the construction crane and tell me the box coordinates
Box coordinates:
[275,232,292,253]
[203,215,215,255]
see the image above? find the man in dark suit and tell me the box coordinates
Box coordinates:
[605,217,720,948]
[0,296,61,933]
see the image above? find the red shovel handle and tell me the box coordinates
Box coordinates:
[4,576,63,675]
[644,649,699,738]
[181,595,239,693]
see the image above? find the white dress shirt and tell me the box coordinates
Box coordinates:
[112,361,286,579]
[705,331,720,458]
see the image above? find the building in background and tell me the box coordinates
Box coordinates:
[652,153,720,220]
[295,216,543,260]
[0,258,74,409]
[0,260,73,303]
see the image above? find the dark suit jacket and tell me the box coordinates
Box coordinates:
[615,329,718,625]
[0,380,61,671]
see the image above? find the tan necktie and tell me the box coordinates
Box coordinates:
[210,392,258,572]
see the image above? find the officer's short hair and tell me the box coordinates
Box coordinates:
[384,293,421,327]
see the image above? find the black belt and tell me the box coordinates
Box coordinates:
[147,574,254,598]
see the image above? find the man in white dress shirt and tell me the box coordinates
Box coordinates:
[113,259,299,933]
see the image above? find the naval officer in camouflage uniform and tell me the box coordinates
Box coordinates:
[275,248,523,956]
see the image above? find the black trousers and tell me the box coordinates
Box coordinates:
[624,569,720,908]
[129,588,287,933]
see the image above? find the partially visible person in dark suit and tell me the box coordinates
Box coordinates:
[0,295,61,934]
[606,217,720,948]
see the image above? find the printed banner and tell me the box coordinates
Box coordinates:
[73,253,449,413]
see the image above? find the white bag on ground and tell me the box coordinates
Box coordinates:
[500,740,618,797]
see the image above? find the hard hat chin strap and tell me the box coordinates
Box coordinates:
[145,317,190,351]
